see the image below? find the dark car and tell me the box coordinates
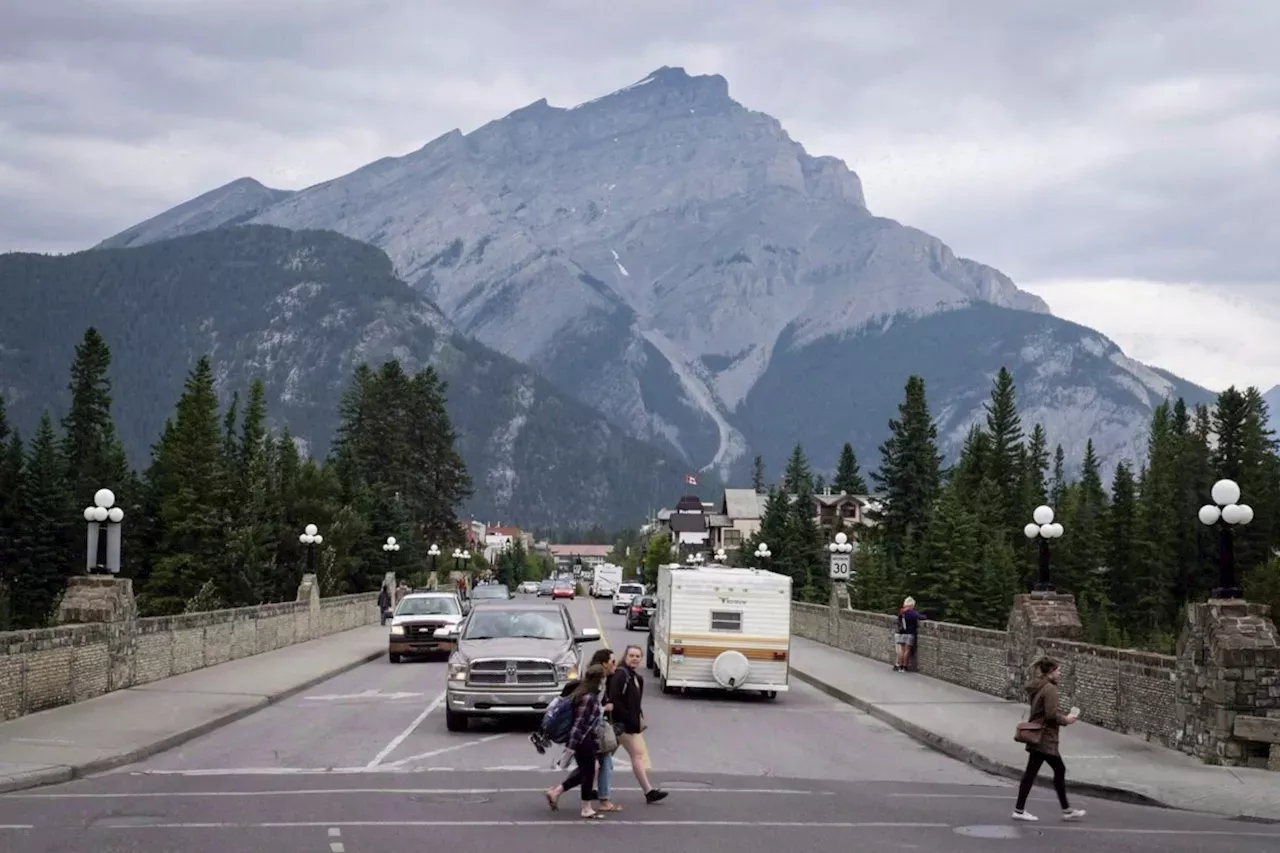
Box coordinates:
[537,579,555,597]
[626,595,655,631]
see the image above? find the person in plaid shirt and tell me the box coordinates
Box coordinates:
[543,664,607,819]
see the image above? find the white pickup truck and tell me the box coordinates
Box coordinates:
[611,582,645,614]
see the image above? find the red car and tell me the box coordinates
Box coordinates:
[551,581,575,599]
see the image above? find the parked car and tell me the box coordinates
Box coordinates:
[611,582,645,614]
[435,601,600,731]
[388,591,465,662]
[518,581,539,594]
[537,579,555,597]
[625,595,655,631]
[551,579,575,600]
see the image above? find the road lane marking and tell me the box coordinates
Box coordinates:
[12,786,835,799]
[587,597,610,649]
[364,690,445,769]
[95,820,950,829]
[306,690,426,702]
[381,733,509,767]
[0,825,35,830]
[328,826,344,852]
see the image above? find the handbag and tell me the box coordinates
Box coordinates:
[1013,721,1044,746]
[596,719,619,754]
[1014,684,1047,745]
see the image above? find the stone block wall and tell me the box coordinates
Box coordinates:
[0,579,380,722]
[792,601,1179,746]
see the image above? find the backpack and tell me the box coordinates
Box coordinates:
[541,696,575,744]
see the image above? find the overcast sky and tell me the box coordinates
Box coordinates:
[3,0,1277,392]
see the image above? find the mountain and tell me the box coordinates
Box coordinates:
[96,65,1210,481]
[0,226,699,528]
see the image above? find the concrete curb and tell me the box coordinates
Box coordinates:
[0,647,383,795]
[791,665,1174,811]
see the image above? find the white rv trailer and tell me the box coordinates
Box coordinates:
[647,563,792,698]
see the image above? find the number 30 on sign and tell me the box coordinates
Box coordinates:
[829,554,851,580]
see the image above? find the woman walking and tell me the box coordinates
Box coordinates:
[544,664,608,820]
[1013,658,1086,822]
[544,650,623,813]
[608,645,668,804]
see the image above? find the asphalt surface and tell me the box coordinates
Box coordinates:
[1,595,1277,852]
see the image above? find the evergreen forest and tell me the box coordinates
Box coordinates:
[639,369,1280,654]
[0,327,474,629]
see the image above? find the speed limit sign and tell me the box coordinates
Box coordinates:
[829,553,851,580]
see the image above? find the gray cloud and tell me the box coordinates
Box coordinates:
[2,0,1277,300]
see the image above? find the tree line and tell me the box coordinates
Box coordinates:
[643,368,1280,653]
[0,327,474,629]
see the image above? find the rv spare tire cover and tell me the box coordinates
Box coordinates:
[711,650,751,689]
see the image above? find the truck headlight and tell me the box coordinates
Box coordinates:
[448,661,468,681]
[389,625,405,636]
[555,656,577,682]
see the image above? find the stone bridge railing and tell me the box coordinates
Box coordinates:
[0,573,381,722]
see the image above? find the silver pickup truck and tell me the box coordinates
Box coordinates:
[435,600,600,732]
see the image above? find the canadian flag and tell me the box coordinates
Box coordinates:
[684,474,698,486]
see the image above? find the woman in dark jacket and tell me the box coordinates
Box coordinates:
[606,645,667,804]
[1013,658,1086,822]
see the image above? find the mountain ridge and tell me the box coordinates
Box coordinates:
[92,65,1199,483]
[4,225,702,528]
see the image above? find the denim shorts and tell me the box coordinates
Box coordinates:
[894,633,916,646]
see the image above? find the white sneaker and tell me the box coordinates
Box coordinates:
[1061,809,1086,821]
[1011,810,1038,821]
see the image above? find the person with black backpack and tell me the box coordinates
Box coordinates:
[542,664,608,819]
[538,649,622,812]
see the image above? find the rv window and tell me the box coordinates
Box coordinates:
[710,610,742,632]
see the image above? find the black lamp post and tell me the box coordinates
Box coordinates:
[82,488,125,574]
[1023,505,1064,592]
[428,543,440,577]
[1198,478,1254,600]
[299,523,322,574]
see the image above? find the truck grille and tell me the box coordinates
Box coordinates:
[467,659,557,687]
[402,621,449,637]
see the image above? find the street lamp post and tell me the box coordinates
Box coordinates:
[753,542,772,563]
[714,547,727,565]
[82,488,124,574]
[1198,478,1254,600]
[452,548,471,574]
[382,536,401,575]
[427,543,441,577]
[1022,505,1064,592]
[298,524,323,575]
[827,531,854,615]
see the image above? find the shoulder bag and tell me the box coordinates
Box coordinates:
[1013,684,1047,746]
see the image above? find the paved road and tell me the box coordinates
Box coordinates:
[1,595,1277,852]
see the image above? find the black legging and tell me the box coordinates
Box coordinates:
[559,743,599,802]
[1015,750,1070,811]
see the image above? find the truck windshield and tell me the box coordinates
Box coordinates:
[619,584,643,595]
[396,597,460,616]
[464,610,568,640]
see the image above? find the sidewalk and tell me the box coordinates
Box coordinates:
[789,636,1280,820]
[0,624,385,794]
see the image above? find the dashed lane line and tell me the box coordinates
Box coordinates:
[328,826,344,853]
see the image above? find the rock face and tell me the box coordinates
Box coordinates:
[1,226,695,528]
[96,66,1210,481]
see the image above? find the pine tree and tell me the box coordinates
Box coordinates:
[832,443,868,494]
[1050,445,1067,509]
[146,357,229,613]
[13,412,73,628]
[751,455,766,493]
[915,481,979,622]
[1105,460,1139,614]
[983,367,1025,532]
[873,376,942,566]
[1020,424,1050,508]
[782,444,814,494]
[60,328,130,508]
[0,397,22,629]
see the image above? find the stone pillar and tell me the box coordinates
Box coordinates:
[1173,599,1280,768]
[296,573,321,639]
[1004,592,1083,699]
[56,575,138,625]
